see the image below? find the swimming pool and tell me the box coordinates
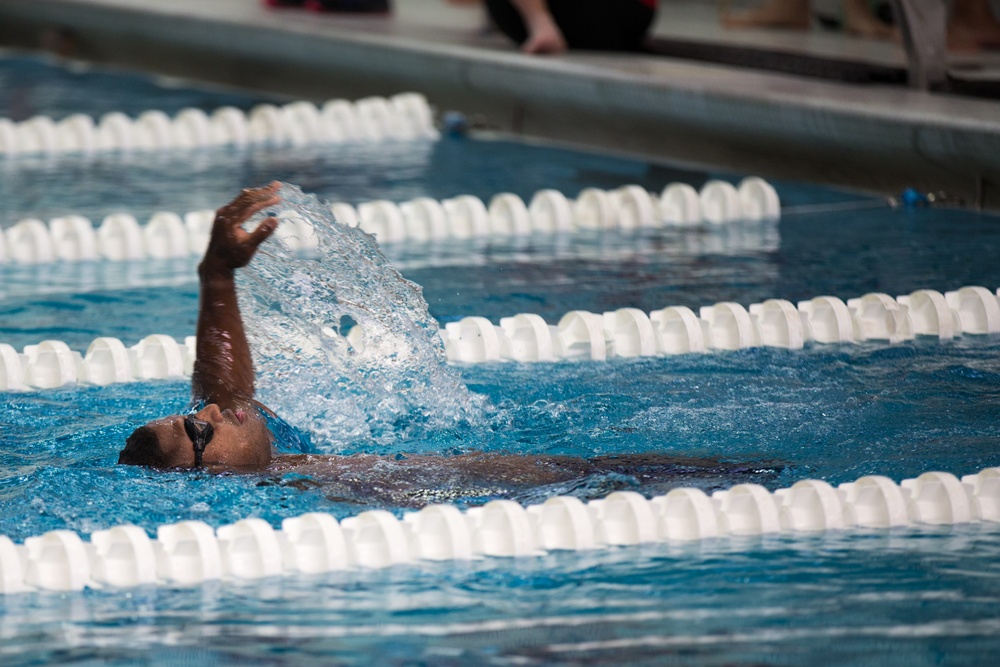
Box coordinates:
[2,53,1000,666]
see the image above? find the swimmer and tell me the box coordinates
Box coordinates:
[119,183,281,470]
[118,184,781,502]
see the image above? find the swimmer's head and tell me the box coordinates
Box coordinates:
[118,403,272,469]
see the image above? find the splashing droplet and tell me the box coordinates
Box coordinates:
[238,183,484,453]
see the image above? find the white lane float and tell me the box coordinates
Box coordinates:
[2,284,997,381]
[0,93,436,157]
[0,177,782,268]
[0,465,998,595]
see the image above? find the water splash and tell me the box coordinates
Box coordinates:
[237,183,484,453]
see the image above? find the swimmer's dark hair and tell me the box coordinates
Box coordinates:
[118,426,165,467]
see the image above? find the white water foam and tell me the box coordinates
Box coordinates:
[237,183,484,452]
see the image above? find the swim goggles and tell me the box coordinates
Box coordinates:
[183,415,215,467]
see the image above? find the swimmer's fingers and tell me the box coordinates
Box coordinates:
[218,186,272,217]
[246,216,278,251]
[217,215,278,268]
[237,181,281,204]
[216,182,281,227]
[220,194,280,230]
[204,184,282,269]
[236,181,281,213]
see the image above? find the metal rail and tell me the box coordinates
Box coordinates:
[892,0,948,90]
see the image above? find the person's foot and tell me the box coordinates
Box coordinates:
[521,15,567,54]
[843,0,898,40]
[721,0,811,31]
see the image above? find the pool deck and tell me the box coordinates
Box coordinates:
[2,0,1000,209]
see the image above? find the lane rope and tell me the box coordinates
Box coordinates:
[1,283,996,390]
[0,92,437,158]
[0,178,780,265]
[0,466,996,594]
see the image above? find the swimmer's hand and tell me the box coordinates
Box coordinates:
[191,183,280,409]
[202,182,281,274]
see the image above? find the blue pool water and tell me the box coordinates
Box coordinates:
[0,52,277,121]
[2,54,1000,666]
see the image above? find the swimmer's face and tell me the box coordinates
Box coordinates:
[118,403,272,469]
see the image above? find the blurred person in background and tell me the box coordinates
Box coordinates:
[472,0,658,54]
[722,0,1000,51]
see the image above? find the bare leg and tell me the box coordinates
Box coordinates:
[949,0,1000,52]
[509,0,567,54]
[721,0,811,31]
[842,0,898,40]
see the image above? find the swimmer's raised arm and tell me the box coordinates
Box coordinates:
[119,184,280,469]
[192,183,280,409]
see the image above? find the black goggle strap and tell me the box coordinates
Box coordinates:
[183,415,215,467]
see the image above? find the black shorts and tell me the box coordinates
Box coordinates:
[484,0,656,51]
